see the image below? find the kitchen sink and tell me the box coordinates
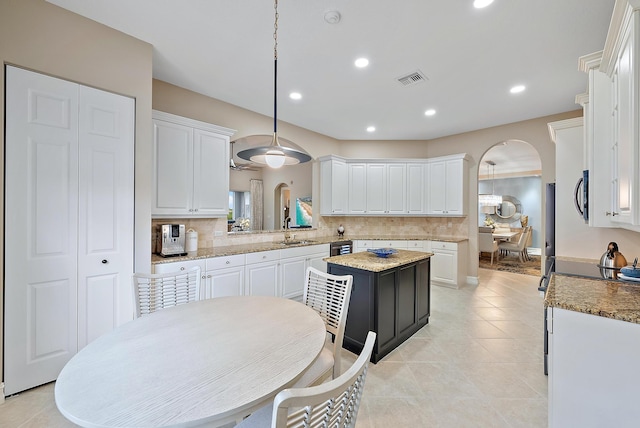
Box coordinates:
[279,240,316,246]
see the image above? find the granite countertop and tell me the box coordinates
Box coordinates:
[152,235,464,264]
[544,273,640,324]
[324,249,433,273]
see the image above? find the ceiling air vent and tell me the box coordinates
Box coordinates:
[396,70,428,87]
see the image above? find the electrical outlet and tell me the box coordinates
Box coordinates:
[214,231,223,237]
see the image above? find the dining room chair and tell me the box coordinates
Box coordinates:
[293,266,353,387]
[132,267,202,318]
[235,331,376,428]
[478,230,499,265]
[498,229,528,262]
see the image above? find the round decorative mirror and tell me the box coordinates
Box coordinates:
[493,195,522,221]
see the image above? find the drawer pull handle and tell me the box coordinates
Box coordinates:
[180,267,185,271]
[101,259,108,264]
[226,261,230,264]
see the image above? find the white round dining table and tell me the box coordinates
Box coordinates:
[54,296,326,427]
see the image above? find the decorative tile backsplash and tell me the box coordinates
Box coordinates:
[151,216,468,251]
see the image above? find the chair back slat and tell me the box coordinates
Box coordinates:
[303,267,352,337]
[273,331,376,428]
[132,267,201,318]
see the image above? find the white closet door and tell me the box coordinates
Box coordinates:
[5,66,80,395]
[4,67,135,395]
[77,86,134,348]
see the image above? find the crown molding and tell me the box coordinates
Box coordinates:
[601,0,640,75]
[578,51,603,73]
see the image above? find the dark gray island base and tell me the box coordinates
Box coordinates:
[325,250,432,363]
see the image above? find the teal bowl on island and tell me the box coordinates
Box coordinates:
[620,266,640,278]
[367,248,398,258]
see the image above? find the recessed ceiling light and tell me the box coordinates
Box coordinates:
[366,126,376,132]
[510,85,526,94]
[355,58,369,68]
[473,0,494,8]
[289,92,302,100]
[425,109,436,116]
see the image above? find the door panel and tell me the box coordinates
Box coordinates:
[5,66,79,395]
[77,85,135,347]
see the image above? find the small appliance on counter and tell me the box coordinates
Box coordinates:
[157,224,187,257]
[598,241,627,280]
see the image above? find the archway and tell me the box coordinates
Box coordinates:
[478,140,542,270]
[274,183,290,230]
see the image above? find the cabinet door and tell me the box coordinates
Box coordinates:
[611,18,639,227]
[406,163,426,214]
[430,248,457,286]
[245,261,279,296]
[444,159,465,214]
[320,158,348,215]
[427,160,446,214]
[152,120,193,216]
[387,163,407,214]
[376,270,398,355]
[280,256,307,299]
[204,267,244,298]
[192,129,229,216]
[366,163,387,214]
[348,163,367,214]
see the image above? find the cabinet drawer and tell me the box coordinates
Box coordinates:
[406,240,427,250]
[153,259,205,275]
[355,240,373,250]
[206,254,246,271]
[281,244,329,259]
[245,249,280,264]
[430,241,458,251]
[374,240,407,249]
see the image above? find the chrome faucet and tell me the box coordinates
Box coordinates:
[284,216,291,241]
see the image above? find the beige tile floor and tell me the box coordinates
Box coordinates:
[0,268,547,427]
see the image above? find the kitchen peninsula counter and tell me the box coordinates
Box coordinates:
[544,273,640,324]
[326,249,432,363]
[545,273,640,427]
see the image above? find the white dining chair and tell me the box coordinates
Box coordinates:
[236,331,376,428]
[498,229,528,262]
[293,266,353,387]
[132,267,202,318]
[478,230,499,265]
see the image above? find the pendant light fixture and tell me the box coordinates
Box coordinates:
[479,160,502,207]
[236,0,312,169]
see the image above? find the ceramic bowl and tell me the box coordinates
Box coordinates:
[367,248,398,258]
[620,266,640,278]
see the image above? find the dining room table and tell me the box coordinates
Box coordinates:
[54,295,326,428]
[492,230,519,242]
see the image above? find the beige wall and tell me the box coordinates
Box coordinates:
[153,79,582,279]
[0,0,153,388]
[0,0,585,395]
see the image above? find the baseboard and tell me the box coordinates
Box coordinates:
[1,382,5,404]
[467,276,479,286]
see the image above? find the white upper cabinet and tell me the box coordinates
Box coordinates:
[318,154,468,217]
[320,157,348,215]
[426,156,468,216]
[578,52,615,228]
[590,1,640,231]
[366,163,407,214]
[152,111,235,218]
[407,162,427,214]
[348,163,367,214]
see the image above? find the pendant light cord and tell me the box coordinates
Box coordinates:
[273,0,279,140]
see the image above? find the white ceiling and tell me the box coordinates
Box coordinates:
[47,0,614,145]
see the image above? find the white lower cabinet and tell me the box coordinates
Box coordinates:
[548,307,640,427]
[244,250,280,296]
[429,241,467,288]
[153,259,205,275]
[280,244,329,300]
[204,254,245,298]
